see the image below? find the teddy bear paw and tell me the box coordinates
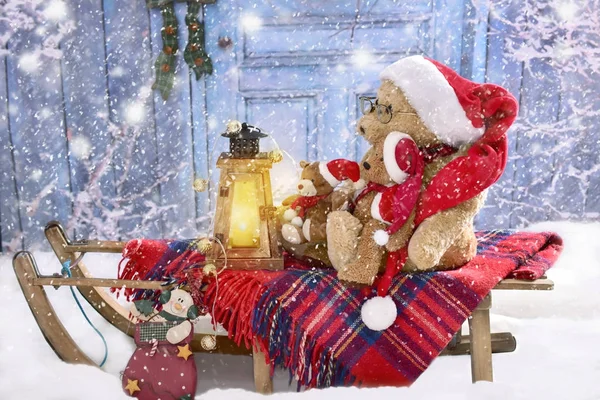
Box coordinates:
[408,242,442,271]
[282,224,305,244]
[283,208,298,222]
[291,216,304,227]
[337,261,376,287]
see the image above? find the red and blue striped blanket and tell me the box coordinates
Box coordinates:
[117,230,563,388]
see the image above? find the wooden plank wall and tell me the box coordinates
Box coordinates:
[0,0,598,252]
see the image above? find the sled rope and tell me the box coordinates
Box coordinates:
[61,260,109,368]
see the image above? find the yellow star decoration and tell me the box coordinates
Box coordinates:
[177,344,193,361]
[124,379,140,395]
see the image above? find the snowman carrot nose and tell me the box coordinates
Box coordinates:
[174,303,183,311]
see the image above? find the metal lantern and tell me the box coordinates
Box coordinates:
[210,122,283,270]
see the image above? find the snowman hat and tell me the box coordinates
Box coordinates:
[318,159,361,187]
[381,55,499,147]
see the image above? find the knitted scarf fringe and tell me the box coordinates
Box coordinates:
[204,271,267,350]
[252,289,354,389]
[114,240,205,301]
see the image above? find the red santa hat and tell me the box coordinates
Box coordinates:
[318,159,361,187]
[380,55,515,148]
[372,132,424,247]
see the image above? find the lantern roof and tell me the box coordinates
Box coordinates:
[221,122,268,139]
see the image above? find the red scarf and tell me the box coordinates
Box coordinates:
[290,194,329,218]
[376,135,512,297]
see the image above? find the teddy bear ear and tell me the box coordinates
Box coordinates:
[299,160,309,168]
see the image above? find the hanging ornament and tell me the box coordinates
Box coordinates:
[200,335,217,350]
[195,238,213,254]
[193,178,209,192]
[268,149,283,163]
[202,263,216,276]
[226,120,242,134]
[147,0,217,100]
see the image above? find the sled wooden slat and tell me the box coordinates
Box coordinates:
[441,332,516,356]
[13,251,96,366]
[494,278,554,291]
[32,276,170,290]
[44,221,138,337]
[64,240,126,253]
[43,221,251,356]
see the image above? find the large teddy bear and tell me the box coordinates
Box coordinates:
[327,55,518,330]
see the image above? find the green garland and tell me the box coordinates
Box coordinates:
[147,0,216,100]
[184,2,213,80]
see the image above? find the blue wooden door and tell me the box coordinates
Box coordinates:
[204,0,470,203]
[4,0,595,252]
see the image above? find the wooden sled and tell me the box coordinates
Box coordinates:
[14,221,554,390]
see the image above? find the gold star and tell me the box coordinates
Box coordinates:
[177,344,193,361]
[124,379,140,395]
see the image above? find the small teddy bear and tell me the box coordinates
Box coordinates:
[326,132,423,286]
[281,159,363,245]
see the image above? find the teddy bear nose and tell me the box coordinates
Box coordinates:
[298,184,304,190]
[363,162,371,170]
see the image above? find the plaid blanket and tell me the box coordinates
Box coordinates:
[118,230,563,388]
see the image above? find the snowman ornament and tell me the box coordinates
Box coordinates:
[123,288,201,399]
[130,288,200,344]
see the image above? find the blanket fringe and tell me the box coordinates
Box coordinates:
[252,286,350,389]
[204,271,267,350]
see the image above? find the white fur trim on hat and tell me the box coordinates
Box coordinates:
[318,162,341,187]
[361,296,397,331]
[383,132,412,184]
[370,192,389,224]
[380,55,484,147]
[373,229,389,246]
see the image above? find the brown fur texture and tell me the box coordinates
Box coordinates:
[281,161,353,245]
[327,79,486,285]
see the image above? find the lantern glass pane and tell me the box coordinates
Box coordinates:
[228,174,261,248]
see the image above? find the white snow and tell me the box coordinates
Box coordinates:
[241,14,263,33]
[18,52,41,74]
[1,221,599,399]
[42,0,69,22]
[124,102,146,125]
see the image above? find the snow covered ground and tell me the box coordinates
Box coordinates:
[1,221,598,399]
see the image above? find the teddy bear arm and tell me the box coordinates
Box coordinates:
[338,219,387,286]
[326,211,363,272]
[353,192,377,225]
[384,211,416,252]
[329,190,352,211]
[407,193,485,271]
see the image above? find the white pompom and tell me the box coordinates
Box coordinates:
[373,229,389,246]
[291,216,304,227]
[353,178,366,191]
[361,296,397,331]
[283,208,298,221]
